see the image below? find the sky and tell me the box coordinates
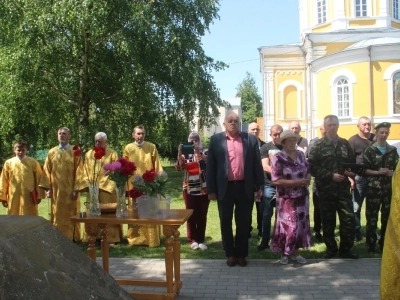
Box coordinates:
[201,0,301,102]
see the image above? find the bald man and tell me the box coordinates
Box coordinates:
[289,121,308,154]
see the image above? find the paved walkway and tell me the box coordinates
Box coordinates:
[102,258,381,300]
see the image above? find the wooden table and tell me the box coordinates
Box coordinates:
[71,209,193,300]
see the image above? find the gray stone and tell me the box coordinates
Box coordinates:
[0,216,133,300]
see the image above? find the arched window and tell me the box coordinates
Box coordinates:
[383,64,400,115]
[393,72,400,114]
[330,69,356,119]
[336,78,350,117]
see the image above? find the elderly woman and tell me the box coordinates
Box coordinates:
[270,130,311,264]
[175,132,210,250]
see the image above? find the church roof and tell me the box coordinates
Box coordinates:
[345,37,400,50]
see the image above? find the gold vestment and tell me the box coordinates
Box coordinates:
[380,162,400,299]
[123,141,163,247]
[39,146,81,240]
[0,156,44,216]
[76,148,122,243]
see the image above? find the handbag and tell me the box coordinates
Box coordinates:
[185,161,202,195]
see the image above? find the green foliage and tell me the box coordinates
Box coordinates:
[236,72,262,125]
[0,0,227,162]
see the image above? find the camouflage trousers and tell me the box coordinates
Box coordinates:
[365,186,392,248]
[319,191,355,254]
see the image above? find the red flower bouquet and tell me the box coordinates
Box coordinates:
[104,157,137,190]
[129,168,169,198]
[73,144,106,185]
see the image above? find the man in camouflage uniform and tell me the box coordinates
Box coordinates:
[364,122,398,252]
[308,115,358,259]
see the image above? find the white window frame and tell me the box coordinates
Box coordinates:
[335,78,351,118]
[384,64,400,116]
[316,0,327,24]
[354,0,371,17]
[394,0,400,20]
[329,69,356,120]
[277,80,304,120]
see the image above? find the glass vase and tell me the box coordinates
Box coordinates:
[115,186,128,218]
[88,182,101,216]
[136,194,159,218]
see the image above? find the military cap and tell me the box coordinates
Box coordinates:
[374,122,391,130]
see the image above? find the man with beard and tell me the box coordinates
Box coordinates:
[123,125,163,247]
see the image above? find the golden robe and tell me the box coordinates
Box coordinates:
[76,147,122,243]
[0,156,45,216]
[39,146,81,241]
[380,162,400,299]
[123,141,163,247]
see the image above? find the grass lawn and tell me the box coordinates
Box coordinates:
[0,164,382,259]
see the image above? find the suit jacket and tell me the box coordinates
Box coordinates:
[206,131,264,201]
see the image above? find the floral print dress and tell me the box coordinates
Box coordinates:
[270,150,311,256]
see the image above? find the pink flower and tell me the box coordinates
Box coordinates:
[112,161,122,170]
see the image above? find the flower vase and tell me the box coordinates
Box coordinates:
[88,183,101,216]
[137,194,159,219]
[115,186,128,218]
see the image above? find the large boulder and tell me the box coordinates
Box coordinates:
[0,216,133,300]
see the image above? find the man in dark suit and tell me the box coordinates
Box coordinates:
[207,113,264,267]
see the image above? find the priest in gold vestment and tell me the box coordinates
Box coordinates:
[380,161,400,299]
[76,132,122,243]
[39,127,81,241]
[123,125,163,247]
[0,140,45,215]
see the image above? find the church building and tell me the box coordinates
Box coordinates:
[259,0,400,141]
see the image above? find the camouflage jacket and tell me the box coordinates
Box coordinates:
[308,136,355,193]
[364,142,399,189]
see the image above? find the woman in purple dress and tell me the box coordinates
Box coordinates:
[270,130,311,264]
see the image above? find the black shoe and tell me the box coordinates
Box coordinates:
[339,251,359,259]
[321,252,336,259]
[257,238,269,251]
[315,232,323,243]
[226,256,236,267]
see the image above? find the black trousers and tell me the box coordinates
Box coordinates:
[217,181,253,257]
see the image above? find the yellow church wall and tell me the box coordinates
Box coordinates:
[283,86,298,119]
[349,19,377,27]
[327,0,335,21]
[372,60,400,116]
[313,42,354,55]
[306,0,313,28]
[315,62,371,120]
[346,0,353,18]
[312,23,332,33]
[275,72,305,122]
[391,21,400,29]
[376,0,380,16]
